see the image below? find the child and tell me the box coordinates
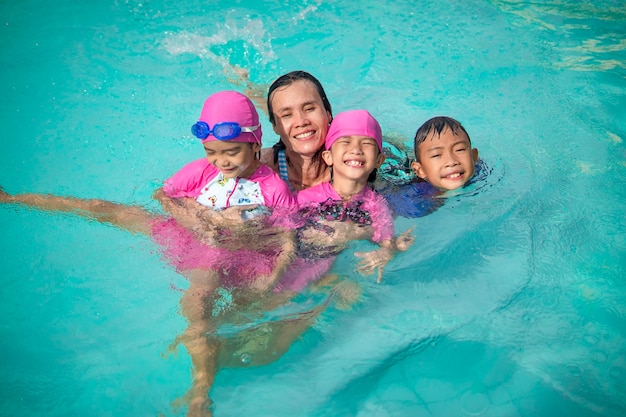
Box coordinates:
[379,116,481,218]
[0,90,298,417]
[152,90,296,289]
[291,109,413,285]
[0,90,296,289]
[411,116,479,190]
[175,110,414,399]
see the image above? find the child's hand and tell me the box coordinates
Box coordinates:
[394,227,415,251]
[215,204,260,222]
[354,247,394,283]
[158,194,203,230]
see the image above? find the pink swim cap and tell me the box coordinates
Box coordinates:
[195,90,262,143]
[325,110,382,151]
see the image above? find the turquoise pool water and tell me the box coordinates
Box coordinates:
[1,1,625,416]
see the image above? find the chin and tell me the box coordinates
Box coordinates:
[440,180,468,191]
[221,171,240,179]
[293,139,323,152]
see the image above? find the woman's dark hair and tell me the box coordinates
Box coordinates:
[267,71,332,124]
[266,71,333,164]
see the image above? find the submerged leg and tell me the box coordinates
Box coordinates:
[217,290,336,368]
[0,188,154,234]
[179,269,221,417]
[216,274,362,369]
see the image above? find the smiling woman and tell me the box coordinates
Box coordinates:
[248,70,415,194]
[261,71,334,192]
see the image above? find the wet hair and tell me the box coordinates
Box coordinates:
[367,168,378,183]
[267,71,333,164]
[413,116,472,162]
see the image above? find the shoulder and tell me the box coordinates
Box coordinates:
[163,158,218,196]
[260,148,278,172]
[361,187,392,214]
[297,182,335,205]
[379,179,439,200]
[251,165,296,208]
[364,186,386,201]
[250,164,285,183]
[379,180,442,218]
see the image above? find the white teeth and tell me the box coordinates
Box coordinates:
[295,131,314,139]
[446,173,461,179]
[345,160,364,166]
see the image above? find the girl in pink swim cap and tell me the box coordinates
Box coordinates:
[292,109,414,286]
[0,90,300,415]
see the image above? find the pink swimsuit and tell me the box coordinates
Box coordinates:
[152,158,296,287]
[295,182,394,243]
[162,158,294,209]
[273,183,394,292]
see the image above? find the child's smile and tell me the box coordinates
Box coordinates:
[323,135,385,182]
[343,159,366,167]
[412,127,478,190]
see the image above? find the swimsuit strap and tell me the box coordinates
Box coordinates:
[278,149,290,183]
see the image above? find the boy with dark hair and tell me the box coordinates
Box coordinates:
[380,116,481,218]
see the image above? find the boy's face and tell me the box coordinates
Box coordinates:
[411,127,478,190]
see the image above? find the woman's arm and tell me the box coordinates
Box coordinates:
[1,186,154,235]
[154,187,263,241]
[249,229,296,292]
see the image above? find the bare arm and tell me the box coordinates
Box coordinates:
[225,66,269,116]
[153,188,203,231]
[354,228,415,283]
[249,229,296,292]
[153,187,264,243]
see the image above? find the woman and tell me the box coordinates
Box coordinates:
[236,69,413,194]
[261,70,333,191]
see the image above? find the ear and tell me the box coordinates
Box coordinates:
[375,152,386,168]
[411,161,426,179]
[322,150,333,166]
[471,148,479,163]
[251,142,262,153]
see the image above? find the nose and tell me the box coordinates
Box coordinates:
[348,142,364,154]
[293,109,310,127]
[442,150,459,167]
[209,155,229,168]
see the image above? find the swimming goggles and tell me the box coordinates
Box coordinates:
[191,121,259,140]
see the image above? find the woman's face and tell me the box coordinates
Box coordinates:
[269,79,331,158]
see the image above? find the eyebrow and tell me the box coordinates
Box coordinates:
[204,144,242,152]
[425,137,470,152]
[424,145,444,153]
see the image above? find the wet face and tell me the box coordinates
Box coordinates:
[269,79,332,158]
[322,135,385,183]
[203,141,261,179]
[411,127,478,190]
